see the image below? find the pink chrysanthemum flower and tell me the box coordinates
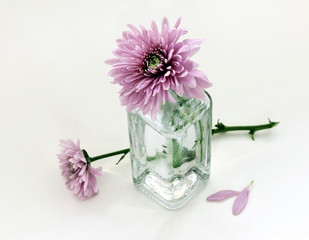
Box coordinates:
[106,17,212,118]
[57,139,103,200]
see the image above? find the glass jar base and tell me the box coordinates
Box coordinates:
[134,167,209,209]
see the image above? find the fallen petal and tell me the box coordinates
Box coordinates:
[232,186,250,215]
[207,190,240,201]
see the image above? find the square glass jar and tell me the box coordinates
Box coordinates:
[127,92,212,209]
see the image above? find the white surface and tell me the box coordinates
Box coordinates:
[1,0,309,239]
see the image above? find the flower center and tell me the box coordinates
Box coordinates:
[148,55,161,69]
[145,53,163,71]
[68,162,76,174]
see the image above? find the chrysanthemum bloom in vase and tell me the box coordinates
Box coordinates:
[106,17,212,118]
[57,139,103,200]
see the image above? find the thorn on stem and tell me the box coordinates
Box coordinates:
[116,151,129,165]
[249,130,256,141]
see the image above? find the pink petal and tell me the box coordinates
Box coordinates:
[104,58,120,65]
[181,75,196,88]
[127,24,141,36]
[166,91,176,103]
[88,166,104,177]
[88,173,98,193]
[162,79,170,90]
[207,190,240,201]
[151,20,159,40]
[174,17,181,29]
[232,186,250,215]
[161,17,170,30]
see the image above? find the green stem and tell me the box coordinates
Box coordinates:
[81,119,279,165]
[198,120,204,161]
[82,148,130,165]
[212,119,279,140]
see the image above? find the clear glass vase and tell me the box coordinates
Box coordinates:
[127,91,212,209]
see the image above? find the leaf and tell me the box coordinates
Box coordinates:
[215,120,225,130]
[181,148,196,164]
[146,151,167,162]
[207,190,240,201]
[232,186,250,215]
[146,155,157,161]
[172,138,182,168]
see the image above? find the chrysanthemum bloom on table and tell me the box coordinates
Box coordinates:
[106,17,212,119]
[57,139,103,200]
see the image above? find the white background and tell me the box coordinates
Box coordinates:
[1,0,309,239]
